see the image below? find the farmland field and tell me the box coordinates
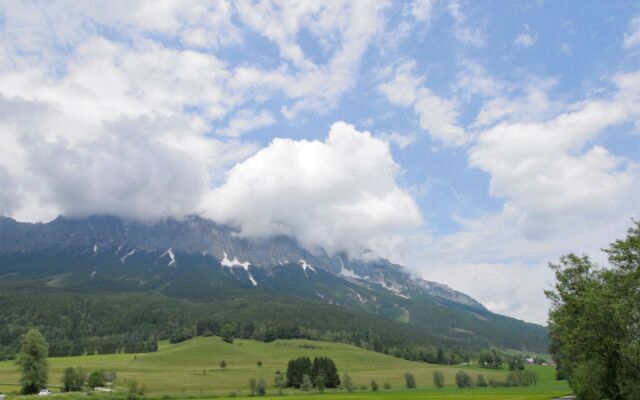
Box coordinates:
[0,336,570,399]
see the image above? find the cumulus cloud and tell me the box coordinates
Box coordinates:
[203,122,423,257]
[399,71,640,323]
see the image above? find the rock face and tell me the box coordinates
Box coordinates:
[0,214,483,310]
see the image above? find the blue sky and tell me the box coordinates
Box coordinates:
[0,0,639,323]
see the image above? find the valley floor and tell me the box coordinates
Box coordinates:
[0,337,570,399]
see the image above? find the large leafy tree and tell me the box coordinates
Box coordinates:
[546,220,640,399]
[16,328,49,394]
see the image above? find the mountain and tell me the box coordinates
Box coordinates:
[0,215,548,355]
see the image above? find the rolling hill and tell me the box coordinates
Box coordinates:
[0,336,569,398]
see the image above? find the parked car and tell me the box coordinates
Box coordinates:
[38,389,50,396]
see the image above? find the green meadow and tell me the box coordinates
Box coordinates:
[0,337,570,399]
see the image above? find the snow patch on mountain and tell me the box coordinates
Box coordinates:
[162,248,176,267]
[120,249,136,263]
[299,259,315,275]
[221,251,257,286]
[378,279,410,299]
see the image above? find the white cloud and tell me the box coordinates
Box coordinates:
[514,24,537,48]
[219,109,275,137]
[410,0,437,25]
[396,71,640,324]
[379,132,418,149]
[453,59,508,99]
[624,15,640,49]
[203,122,423,257]
[559,42,573,56]
[379,61,467,146]
[447,0,486,47]
[232,1,388,116]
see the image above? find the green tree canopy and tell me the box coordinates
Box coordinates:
[546,220,640,399]
[16,328,48,394]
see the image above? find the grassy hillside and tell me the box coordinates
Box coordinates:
[0,337,569,399]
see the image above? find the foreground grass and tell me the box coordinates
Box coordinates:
[0,337,570,399]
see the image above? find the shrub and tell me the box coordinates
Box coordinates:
[62,367,85,392]
[455,370,474,388]
[87,370,106,389]
[342,373,354,392]
[256,379,266,396]
[220,360,227,369]
[383,382,391,390]
[127,380,145,400]
[404,372,416,389]
[370,380,378,391]
[228,391,237,398]
[432,370,445,388]
[257,361,263,367]
[477,374,488,387]
[300,375,312,391]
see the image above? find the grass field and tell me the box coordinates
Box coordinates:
[0,337,570,399]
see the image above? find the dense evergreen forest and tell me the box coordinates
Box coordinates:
[0,289,524,364]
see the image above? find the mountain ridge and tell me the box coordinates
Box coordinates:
[0,214,548,353]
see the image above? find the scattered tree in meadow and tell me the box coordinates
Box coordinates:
[256,379,266,396]
[370,379,378,391]
[61,367,85,392]
[257,360,263,367]
[383,382,391,390]
[404,372,416,389]
[220,360,227,369]
[274,370,285,395]
[87,370,107,389]
[342,373,354,392]
[455,370,474,388]
[127,380,146,400]
[508,356,525,371]
[432,370,445,388]
[476,374,488,387]
[17,328,48,394]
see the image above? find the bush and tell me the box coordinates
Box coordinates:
[477,374,488,387]
[62,367,85,392]
[404,372,416,389]
[342,373,353,392]
[316,375,325,393]
[87,370,107,389]
[256,379,266,396]
[300,375,312,391]
[220,360,227,369]
[257,360,263,367]
[432,370,445,388]
[455,370,474,388]
[506,370,538,387]
[370,380,378,391]
[228,391,237,398]
[127,380,146,400]
[383,382,391,390]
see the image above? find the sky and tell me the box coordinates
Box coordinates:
[1,0,639,324]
